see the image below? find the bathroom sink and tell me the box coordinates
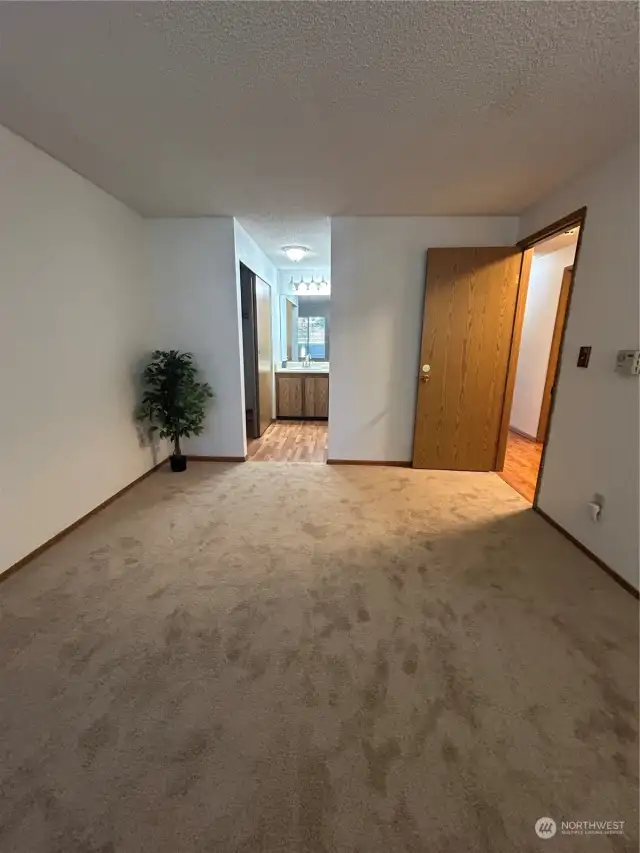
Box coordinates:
[281,361,329,371]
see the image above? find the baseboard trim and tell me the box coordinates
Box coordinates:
[535,507,638,599]
[327,458,411,467]
[188,455,248,462]
[509,426,539,443]
[1,457,169,585]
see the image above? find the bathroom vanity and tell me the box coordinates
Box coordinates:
[275,364,329,419]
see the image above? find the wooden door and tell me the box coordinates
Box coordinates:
[412,247,524,470]
[255,277,273,436]
[537,266,573,443]
[276,376,303,417]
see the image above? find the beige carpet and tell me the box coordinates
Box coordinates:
[0,462,637,852]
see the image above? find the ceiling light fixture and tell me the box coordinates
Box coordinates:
[283,245,309,263]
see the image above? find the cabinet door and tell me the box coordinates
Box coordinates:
[313,376,329,418]
[303,376,329,418]
[277,376,303,417]
[303,376,316,417]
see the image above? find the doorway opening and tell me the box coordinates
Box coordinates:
[236,217,331,464]
[248,279,330,463]
[410,207,585,503]
[499,228,580,501]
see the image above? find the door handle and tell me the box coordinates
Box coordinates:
[419,364,431,382]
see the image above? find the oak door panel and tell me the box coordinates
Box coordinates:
[412,247,523,471]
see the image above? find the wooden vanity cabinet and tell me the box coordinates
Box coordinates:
[276,374,329,419]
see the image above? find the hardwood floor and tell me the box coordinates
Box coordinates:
[499,429,543,503]
[248,421,328,463]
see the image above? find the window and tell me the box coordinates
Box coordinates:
[297,316,326,360]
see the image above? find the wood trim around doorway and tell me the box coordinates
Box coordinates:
[498,206,587,507]
[530,210,587,507]
[495,248,533,470]
[516,207,586,250]
[536,265,573,443]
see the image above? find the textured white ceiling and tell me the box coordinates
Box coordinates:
[0,2,637,217]
[238,216,331,268]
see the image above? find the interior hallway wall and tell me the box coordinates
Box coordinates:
[329,216,518,463]
[518,140,639,589]
[510,242,577,438]
[233,222,278,416]
[0,123,157,575]
[146,218,246,459]
[234,221,279,363]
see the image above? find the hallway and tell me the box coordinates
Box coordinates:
[499,429,543,502]
[248,421,328,463]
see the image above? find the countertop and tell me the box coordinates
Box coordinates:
[275,367,330,375]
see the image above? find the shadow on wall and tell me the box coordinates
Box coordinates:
[130,352,164,466]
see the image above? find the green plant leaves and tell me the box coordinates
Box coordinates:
[137,350,213,452]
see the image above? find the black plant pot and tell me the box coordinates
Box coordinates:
[170,454,187,473]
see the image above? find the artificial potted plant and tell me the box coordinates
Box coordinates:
[138,350,213,472]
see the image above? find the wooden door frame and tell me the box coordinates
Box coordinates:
[253,274,273,437]
[239,262,259,439]
[496,206,587,507]
[536,265,573,443]
[240,262,274,440]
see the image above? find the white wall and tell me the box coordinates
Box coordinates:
[146,219,246,458]
[233,220,280,383]
[0,124,158,575]
[329,217,518,462]
[518,140,639,589]
[510,243,577,438]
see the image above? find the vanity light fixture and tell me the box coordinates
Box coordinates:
[283,245,309,263]
[292,275,331,295]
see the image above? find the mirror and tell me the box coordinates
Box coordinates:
[280,293,331,365]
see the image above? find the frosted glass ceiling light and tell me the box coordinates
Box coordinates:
[283,245,309,263]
